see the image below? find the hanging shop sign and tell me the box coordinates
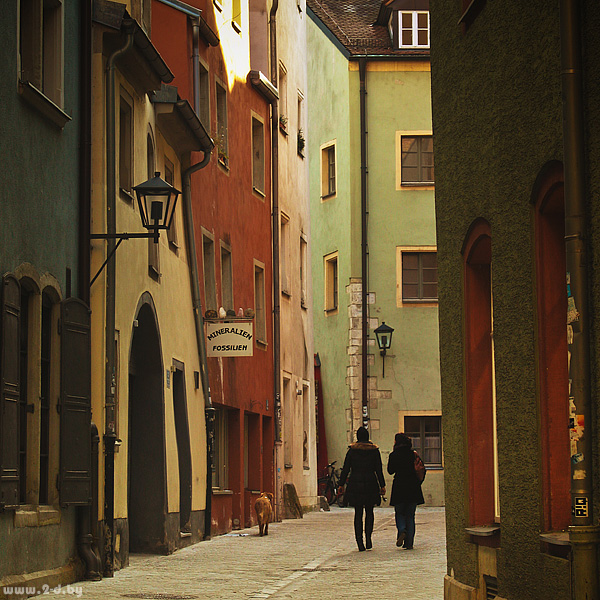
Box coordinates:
[206,321,254,357]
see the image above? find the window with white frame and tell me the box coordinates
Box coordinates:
[279,64,288,133]
[19,0,64,106]
[397,11,429,49]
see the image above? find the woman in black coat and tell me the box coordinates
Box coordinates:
[387,433,425,549]
[337,427,386,551]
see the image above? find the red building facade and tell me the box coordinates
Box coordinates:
[152,0,275,535]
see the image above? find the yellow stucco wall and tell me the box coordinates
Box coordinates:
[90,50,207,522]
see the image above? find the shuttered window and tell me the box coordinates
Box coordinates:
[59,298,92,506]
[0,275,21,507]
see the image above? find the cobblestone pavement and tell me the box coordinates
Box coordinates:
[78,507,446,600]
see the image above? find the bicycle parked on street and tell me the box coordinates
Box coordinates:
[317,461,345,507]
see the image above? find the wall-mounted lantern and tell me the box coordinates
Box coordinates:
[90,172,181,286]
[133,171,180,243]
[374,321,394,378]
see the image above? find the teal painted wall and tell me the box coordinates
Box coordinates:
[308,12,442,505]
[0,1,81,295]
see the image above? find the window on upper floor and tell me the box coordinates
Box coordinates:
[252,116,265,195]
[203,233,217,312]
[281,214,290,295]
[324,252,339,314]
[400,250,438,303]
[397,11,429,49]
[300,237,308,308]
[198,61,210,130]
[321,143,336,199]
[297,92,305,156]
[19,0,64,106]
[400,135,434,186]
[147,132,160,279]
[279,63,288,134]
[220,244,233,312]
[254,261,267,344]
[164,157,179,252]
[216,82,229,168]
[119,92,134,197]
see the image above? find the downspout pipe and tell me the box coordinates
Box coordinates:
[182,153,214,540]
[560,2,599,599]
[187,23,215,539]
[359,57,369,430]
[103,26,134,578]
[269,0,281,519]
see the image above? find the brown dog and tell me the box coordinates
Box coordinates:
[254,492,274,536]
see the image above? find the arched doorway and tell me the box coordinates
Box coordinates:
[128,299,166,552]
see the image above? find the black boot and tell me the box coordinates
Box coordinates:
[356,537,366,551]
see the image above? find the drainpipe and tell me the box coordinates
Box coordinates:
[359,57,369,430]
[186,28,215,539]
[269,0,281,520]
[77,0,101,580]
[561,2,599,599]
[103,26,134,578]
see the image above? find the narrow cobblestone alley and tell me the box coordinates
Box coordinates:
[76,507,446,600]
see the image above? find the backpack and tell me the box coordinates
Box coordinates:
[414,451,426,482]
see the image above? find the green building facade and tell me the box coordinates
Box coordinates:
[308,0,443,506]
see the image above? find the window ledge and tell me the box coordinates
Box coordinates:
[321,192,336,201]
[325,307,338,315]
[253,186,266,199]
[218,157,230,172]
[540,532,570,546]
[120,188,135,202]
[256,339,268,349]
[401,182,435,188]
[212,488,233,495]
[18,80,71,129]
[281,289,292,297]
[232,20,242,34]
[465,526,500,537]
[213,0,223,12]
[14,505,61,528]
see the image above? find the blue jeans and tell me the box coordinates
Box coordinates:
[394,503,417,548]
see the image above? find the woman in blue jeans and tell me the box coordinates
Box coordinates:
[387,433,425,549]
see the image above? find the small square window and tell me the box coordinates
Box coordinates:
[401,135,434,185]
[402,251,438,302]
[404,415,442,466]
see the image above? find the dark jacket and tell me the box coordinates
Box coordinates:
[387,445,425,506]
[338,442,386,507]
